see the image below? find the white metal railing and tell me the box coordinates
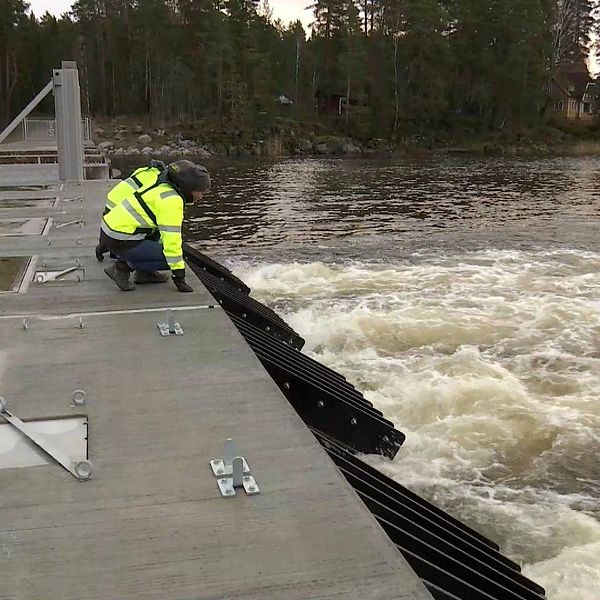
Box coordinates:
[0,63,85,181]
[0,80,53,145]
[22,117,91,142]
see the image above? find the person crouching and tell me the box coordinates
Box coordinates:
[99,160,210,293]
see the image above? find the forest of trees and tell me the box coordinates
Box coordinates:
[0,0,599,141]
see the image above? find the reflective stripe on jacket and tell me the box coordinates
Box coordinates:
[105,166,161,211]
[102,182,185,271]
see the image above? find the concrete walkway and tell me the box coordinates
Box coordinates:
[0,164,433,600]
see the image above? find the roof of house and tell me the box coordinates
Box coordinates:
[554,65,595,99]
[314,88,346,98]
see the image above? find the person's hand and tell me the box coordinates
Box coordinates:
[150,159,167,170]
[172,269,193,292]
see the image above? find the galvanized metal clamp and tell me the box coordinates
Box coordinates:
[157,309,184,336]
[210,438,259,497]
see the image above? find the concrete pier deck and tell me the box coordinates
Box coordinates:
[0,164,433,600]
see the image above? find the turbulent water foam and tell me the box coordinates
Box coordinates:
[230,249,600,600]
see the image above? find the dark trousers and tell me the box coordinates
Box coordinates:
[100,231,169,272]
[118,240,170,272]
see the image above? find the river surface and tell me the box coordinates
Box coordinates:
[116,155,600,599]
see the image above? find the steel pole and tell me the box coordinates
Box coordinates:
[53,61,84,182]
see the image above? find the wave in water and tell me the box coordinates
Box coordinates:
[229,248,600,600]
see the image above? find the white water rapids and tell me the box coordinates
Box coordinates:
[230,248,600,600]
[157,152,600,597]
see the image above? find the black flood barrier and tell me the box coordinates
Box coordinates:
[313,431,547,600]
[185,252,305,351]
[229,313,405,459]
[183,243,251,294]
[184,249,402,456]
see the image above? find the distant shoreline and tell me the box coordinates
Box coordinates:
[95,117,600,162]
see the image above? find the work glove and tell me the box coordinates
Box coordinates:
[95,244,106,262]
[150,159,167,170]
[172,269,193,293]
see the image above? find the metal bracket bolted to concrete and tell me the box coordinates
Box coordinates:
[0,397,93,482]
[157,310,184,336]
[210,438,250,476]
[210,438,260,498]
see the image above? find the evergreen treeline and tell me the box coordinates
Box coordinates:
[0,0,598,140]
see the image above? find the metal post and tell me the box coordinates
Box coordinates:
[53,61,84,183]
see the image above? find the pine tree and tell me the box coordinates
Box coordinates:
[0,0,29,128]
[0,0,588,141]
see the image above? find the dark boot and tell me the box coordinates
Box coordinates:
[104,260,135,291]
[134,270,169,284]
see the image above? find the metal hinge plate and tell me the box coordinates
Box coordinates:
[217,472,260,497]
[210,439,260,498]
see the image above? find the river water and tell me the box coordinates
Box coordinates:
[118,155,600,599]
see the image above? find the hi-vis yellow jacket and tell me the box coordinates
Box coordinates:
[101,182,185,271]
[105,166,161,212]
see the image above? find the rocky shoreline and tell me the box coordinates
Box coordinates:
[94,121,600,160]
[95,122,392,160]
